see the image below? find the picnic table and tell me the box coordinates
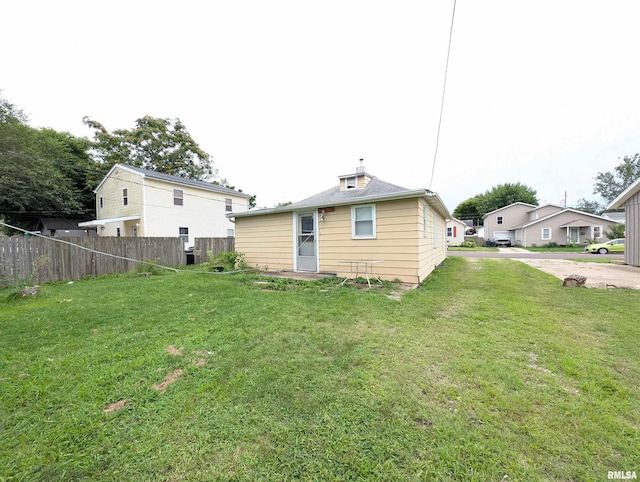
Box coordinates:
[338,260,384,288]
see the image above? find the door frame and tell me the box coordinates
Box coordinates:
[293,211,319,272]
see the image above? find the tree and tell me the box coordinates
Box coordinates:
[452,195,484,225]
[481,182,538,214]
[83,116,216,185]
[453,183,538,224]
[593,153,640,203]
[0,95,94,231]
[574,198,604,215]
[605,223,625,240]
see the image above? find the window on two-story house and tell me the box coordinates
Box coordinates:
[174,189,184,206]
[122,189,128,206]
[225,198,232,212]
[497,216,503,225]
[351,204,376,238]
[541,227,551,240]
[179,227,189,244]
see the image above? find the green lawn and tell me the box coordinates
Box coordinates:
[523,246,588,253]
[1,258,639,481]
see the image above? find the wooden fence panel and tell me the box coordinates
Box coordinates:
[0,237,186,285]
[192,237,235,265]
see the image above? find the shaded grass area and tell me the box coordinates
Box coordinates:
[1,259,639,481]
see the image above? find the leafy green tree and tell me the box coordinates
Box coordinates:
[593,153,640,203]
[481,182,538,215]
[452,195,484,225]
[0,95,94,231]
[605,223,625,239]
[83,116,216,184]
[453,183,538,224]
[574,198,604,215]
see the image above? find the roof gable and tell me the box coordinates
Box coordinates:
[514,208,618,228]
[482,202,537,218]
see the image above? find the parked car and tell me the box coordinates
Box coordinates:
[584,238,625,254]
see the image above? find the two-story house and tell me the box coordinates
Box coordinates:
[79,164,251,247]
[483,202,621,247]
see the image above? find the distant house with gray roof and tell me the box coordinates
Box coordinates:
[79,164,251,247]
[227,162,451,284]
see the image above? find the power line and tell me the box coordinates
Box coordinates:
[429,0,457,191]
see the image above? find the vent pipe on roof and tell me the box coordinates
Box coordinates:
[356,159,365,173]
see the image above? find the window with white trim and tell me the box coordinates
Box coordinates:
[346,177,357,189]
[447,227,453,237]
[497,216,503,225]
[351,204,376,238]
[227,229,235,237]
[541,227,551,240]
[433,212,439,247]
[225,198,232,212]
[122,189,128,206]
[179,227,189,244]
[592,225,603,238]
[174,189,184,206]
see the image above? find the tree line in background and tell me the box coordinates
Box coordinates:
[453,154,640,225]
[0,93,253,232]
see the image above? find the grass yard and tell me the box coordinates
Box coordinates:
[1,258,639,481]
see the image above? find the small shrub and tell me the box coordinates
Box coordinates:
[605,223,625,239]
[136,259,166,276]
[543,242,559,248]
[460,240,476,248]
[208,250,246,271]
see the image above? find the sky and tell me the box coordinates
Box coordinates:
[3,0,640,215]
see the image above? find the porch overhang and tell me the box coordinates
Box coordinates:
[78,215,141,227]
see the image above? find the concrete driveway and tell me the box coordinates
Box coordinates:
[450,248,640,290]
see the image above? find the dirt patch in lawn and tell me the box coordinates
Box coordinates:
[152,369,184,393]
[103,399,127,414]
[166,345,184,356]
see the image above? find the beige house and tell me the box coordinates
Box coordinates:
[446,218,467,246]
[483,202,620,247]
[228,166,451,285]
[80,164,251,247]
[608,177,640,266]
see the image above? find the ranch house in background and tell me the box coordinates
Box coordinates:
[482,202,622,247]
[79,164,251,247]
[227,162,451,285]
[446,218,467,246]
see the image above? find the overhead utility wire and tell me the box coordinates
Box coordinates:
[429,0,457,191]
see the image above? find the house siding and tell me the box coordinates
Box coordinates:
[520,212,619,247]
[319,199,422,282]
[418,201,447,283]
[625,190,640,266]
[484,204,532,242]
[94,167,248,244]
[95,169,143,237]
[234,212,294,271]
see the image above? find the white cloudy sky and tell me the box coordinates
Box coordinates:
[3,0,640,213]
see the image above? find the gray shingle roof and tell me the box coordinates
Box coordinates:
[287,177,411,209]
[120,164,251,198]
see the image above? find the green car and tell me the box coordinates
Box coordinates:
[584,238,625,254]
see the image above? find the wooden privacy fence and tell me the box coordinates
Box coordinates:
[192,237,235,265]
[0,237,185,285]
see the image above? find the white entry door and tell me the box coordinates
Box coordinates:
[296,213,317,272]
